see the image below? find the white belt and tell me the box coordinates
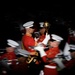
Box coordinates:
[45,65,56,69]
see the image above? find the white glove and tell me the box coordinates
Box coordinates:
[34,37,39,42]
[37,42,44,47]
[42,33,50,45]
[34,46,44,51]
[34,46,46,57]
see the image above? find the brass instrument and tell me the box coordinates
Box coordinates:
[43,21,51,47]
[26,51,39,64]
[43,21,51,33]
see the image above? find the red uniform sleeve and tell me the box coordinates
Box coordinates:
[42,47,60,63]
[22,35,35,52]
[0,52,16,60]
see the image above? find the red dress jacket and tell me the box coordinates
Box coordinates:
[22,35,35,52]
[37,34,45,43]
[0,52,16,60]
[42,47,60,66]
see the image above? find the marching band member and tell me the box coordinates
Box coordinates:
[22,21,37,53]
[21,21,42,75]
[0,39,19,62]
[60,43,75,75]
[0,39,19,75]
[65,44,75,68]
[34,34,63,75]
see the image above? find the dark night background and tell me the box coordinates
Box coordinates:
[0,2,75,48]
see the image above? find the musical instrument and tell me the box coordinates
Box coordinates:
[26,51,39,64]
[43,21,51,33]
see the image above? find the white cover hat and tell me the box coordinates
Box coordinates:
[23,21,34,28]
[7,39,19,48]
[39,22,44,28]
[51,34,63,42]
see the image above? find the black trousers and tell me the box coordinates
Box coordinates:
[27,64,42,75]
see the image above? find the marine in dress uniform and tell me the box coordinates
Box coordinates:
[22,21,43,75]
[34,34,63,75]
[0,39,19,62]
[22,21,37,52]
[0,39,19,75]
[60,44,75,75]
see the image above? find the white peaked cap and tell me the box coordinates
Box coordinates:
[23,21,34,28]
[7,43,17,48]
[69,44,75,50]
[39,22,44,27]
[51,34,63,42]
[7,39,19,48]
